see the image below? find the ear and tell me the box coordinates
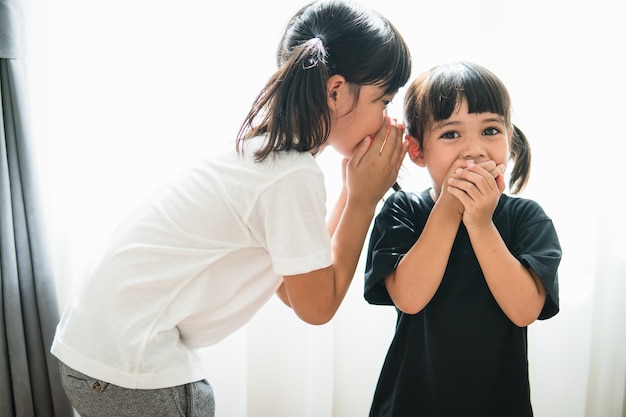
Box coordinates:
[407,135,426,167]
[327,75,347,111]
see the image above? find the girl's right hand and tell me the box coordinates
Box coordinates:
[437,160,504,216]
[344,117,408,207]
[447,160,506,230]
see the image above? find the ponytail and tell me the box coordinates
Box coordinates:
[236,0,411,162]
[237,38,331,161]
[509,124,531,194]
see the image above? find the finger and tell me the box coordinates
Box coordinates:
[448,172,492,203]
[453,166,492,188]
[473,161,506,180]
[488,164,506,179]
[385,124,406,168]
[348,136,373,168]
[446,184,471,209]
[379,122,405,166]
[376,118,400,156]
[371,116,391,144]
[378,120,392,155]
[447,176,475,200]
[397,133,409,168]
[476,160,496,172]
[495,173,506,193]
[457,163,498,192]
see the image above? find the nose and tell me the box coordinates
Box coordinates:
[462,136,487,162]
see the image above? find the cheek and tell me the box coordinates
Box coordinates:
[350,110,382,140]
[497,143,511,165]
[373,108,386,128]
[360,110,385,140]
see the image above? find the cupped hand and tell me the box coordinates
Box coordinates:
[344,117,408,207]
[446,160,506,229]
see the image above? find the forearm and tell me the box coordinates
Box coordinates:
[282,200,377,324]
[327,186,347,237]
[386,204,461,314]
[328,199,377,299]
[468,223,547,326]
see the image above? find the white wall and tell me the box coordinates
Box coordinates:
[25,0,625,416]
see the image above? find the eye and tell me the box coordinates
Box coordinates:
[380,94,396,107]
[483,127,501,136]
[440,131,460,139]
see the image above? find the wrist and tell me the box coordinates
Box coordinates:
[432,192,463,222]
[345,190,382,211]
[465,221,497,236]
[431,200,463,224]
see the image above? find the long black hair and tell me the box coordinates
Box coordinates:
[237,0,412,161]
[404,62,531,194]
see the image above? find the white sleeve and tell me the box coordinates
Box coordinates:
[250,164,332,276]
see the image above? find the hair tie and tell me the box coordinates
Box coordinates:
[302,37,327,70]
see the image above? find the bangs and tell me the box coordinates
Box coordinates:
[426,63,511,122]
[379,38,412,95]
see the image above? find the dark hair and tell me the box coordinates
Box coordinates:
[237,0,412,161]
[404,62,531,194]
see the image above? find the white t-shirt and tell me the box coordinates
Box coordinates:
[51,137,332,389]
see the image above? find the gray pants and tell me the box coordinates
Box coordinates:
[59,362,215,417]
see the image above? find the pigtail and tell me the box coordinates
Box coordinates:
[509,124,531,194]
[237,37,331,161]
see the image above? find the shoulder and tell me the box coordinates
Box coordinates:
[496,194,552,223]
[244,136,319,168]
[370,189,432,246]
[495,194,561,257]
[214,137,323,186]
[372,189,434,235]
[380,189,433,216]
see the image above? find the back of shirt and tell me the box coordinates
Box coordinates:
[51,137,333,389]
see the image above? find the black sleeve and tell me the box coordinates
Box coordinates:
[504,199,562,320]
[364,191,426,305]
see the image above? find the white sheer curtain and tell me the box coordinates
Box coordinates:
[25,0,625,416]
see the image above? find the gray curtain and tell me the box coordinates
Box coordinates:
[1,0,74,415]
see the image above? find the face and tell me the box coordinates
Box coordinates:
[409,98,511,197]
[325,77,395,158]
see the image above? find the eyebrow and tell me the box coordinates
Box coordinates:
[433,120,460,130]
[433,115,506,130]
[482,116,506,124]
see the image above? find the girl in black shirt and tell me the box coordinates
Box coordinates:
[365,62,561,417]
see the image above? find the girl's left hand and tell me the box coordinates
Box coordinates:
[446,161,505,230]
[344,117,407,207]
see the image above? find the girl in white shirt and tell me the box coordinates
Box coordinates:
[51,0,412,415]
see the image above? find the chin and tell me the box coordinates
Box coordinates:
[329,144,353,159]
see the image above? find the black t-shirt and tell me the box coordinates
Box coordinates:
[364,189,561,417]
